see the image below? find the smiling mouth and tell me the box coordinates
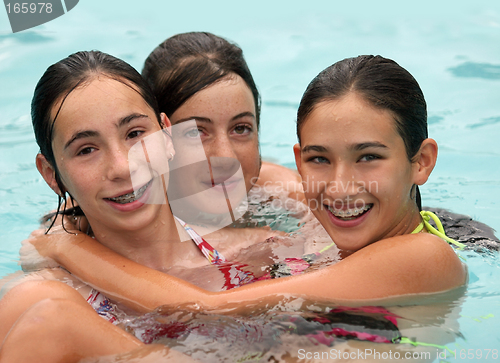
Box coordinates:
[327,204,373,220]
[106,180,152,204]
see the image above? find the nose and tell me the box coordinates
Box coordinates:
[205,134,239,172]
[324,163,359,201]
[105,144,131,181]
[205,133,238,160]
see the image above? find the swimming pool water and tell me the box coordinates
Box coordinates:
[1,0,499,361]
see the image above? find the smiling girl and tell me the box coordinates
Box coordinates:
[142,32,303,200]
[27,32,306,282]
[0,50,211,362]
[1,54,466,363]
[27,55,466,310]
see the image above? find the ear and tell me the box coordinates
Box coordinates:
[412,138,438,185]
[36,153,63,196]
[160,113,175,159]
[293,143,302,175]
[160,113,171,129]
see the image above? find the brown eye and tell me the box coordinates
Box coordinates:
[78,147,96,156]
[233,124,252,135]
[127,130,144,139]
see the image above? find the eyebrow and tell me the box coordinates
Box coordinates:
[64,113,150,150]
[352,142,388,151]
[301,142,388,154]
[117,113,150,128]
[173,112,256,125]
[301,145,328,153]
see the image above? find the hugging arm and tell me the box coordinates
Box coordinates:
[0,279,141,362]
[0,279,197,363]
[25,232,467,313]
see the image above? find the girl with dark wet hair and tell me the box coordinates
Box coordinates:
[142,32,302,200]
[0,50,209,362]
[26,55,466,310]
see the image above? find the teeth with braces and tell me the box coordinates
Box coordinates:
[108,181,150,204]
[328,204,372,219]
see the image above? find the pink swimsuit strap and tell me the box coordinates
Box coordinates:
[174,216,226,264]
[174,216,255,290]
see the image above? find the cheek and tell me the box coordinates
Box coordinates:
[300,165,325,198]
[378,166,413,205]
[58,171,84,201]
[58,163,96,201]
[238,142,260,176]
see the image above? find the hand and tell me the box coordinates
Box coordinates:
[20,234,59,272]
[20,230,83,272]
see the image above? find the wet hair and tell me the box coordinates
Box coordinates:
[142,32,261,127]
[297,55,428,209]
[31,50,161,232]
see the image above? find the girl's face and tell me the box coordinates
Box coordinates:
[41,77,171,234]
[294,92,423,253]
[167,74,260,216]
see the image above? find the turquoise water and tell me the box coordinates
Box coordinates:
[1,0,499,361]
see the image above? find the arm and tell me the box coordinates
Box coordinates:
[0,280,196,363]
[25,232,466,313]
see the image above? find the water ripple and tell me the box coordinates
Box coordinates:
[467,116,500,129]
[428,115,444,124]
[448,62,500,80]
[264,100,299,109]
[0,31,54,44]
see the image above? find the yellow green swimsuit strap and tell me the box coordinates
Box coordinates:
[411,210,466,249]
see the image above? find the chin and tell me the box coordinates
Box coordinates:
[329,233,371,252]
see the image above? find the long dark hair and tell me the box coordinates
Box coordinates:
[142,32,261,127]
[32,50,161,232]
[297,55,428,209]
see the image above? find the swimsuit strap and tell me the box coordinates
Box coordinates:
[174,216,256,289]
[318,242,337,254]
[174,216,226,264]
[411,210,465,249]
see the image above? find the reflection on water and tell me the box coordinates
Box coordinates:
[114,288,467,363]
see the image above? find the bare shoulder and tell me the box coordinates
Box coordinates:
[258,161,300,184]
[378,233,462,260]
[358,233,467,292]
[256,162,304,201]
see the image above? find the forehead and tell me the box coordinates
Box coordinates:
[52,77,154,131]
[170,74,256,122]
[301,93,400,145]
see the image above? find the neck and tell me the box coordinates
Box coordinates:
[87,205,206,271]
[390,204,423,237]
